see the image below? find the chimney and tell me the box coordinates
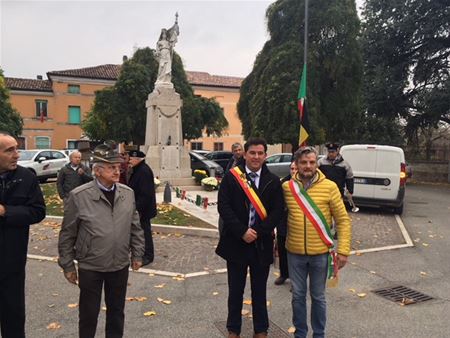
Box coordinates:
[37,75,43,80]
[122,55,128,62]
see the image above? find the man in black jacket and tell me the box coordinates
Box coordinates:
[128,150,157,267]
[0,131,46,338]
[56,150,92,200]
[216,137,284,338]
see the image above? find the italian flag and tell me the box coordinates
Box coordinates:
[298,63,310,146]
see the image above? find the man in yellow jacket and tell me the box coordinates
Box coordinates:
[283,146,351,338]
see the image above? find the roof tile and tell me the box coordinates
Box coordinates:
[5,77,52,92]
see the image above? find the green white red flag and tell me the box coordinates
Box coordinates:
[298,63,310,146]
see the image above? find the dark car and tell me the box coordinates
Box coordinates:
[204,151,233,171]
[189,151,224,178]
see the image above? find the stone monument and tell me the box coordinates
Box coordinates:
[144,14,194,186]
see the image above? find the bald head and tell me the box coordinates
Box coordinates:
[69,151,82,166]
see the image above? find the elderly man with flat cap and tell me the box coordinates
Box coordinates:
[127,150,157,266]
[58,145,144,338]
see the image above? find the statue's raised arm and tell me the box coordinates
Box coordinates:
[155,13,179,86]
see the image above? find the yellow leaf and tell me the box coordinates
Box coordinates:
[48,304,55,308]
[355,252,362,256]
[154,284,166,288]
[288,327,296,333]
[420,271,427,276]
[357,293,367,298]
[46,322,61,330]
[422,243,429,247]
[67,303,78,308]
[101,306,107,311]
[370,271,376,274]
[273,271,280,277]
[348,288,356,293]
[144,311,157,317]
[148,273,155,277]
[162,300,171,305]
[212,292,219,296]
[266,301,271,307]
[243,299,252,305]
[241,309,250,316]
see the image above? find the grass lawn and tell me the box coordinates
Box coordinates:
[40,182,214,229]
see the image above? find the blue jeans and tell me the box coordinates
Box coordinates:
[287,252,328,338]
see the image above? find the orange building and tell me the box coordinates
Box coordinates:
[5,64,245,152]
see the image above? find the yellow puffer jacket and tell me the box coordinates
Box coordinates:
[282,170,352,256]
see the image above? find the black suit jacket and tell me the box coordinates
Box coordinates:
[216,164,284,265]
[128,160,157,221]
[0,166,46,275]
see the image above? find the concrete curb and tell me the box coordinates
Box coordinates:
[44,216,219,238]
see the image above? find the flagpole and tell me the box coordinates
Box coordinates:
[304,0,308,67]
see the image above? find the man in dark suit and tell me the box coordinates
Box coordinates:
[0,131,46,338]
[127,150,157,266]
[216,137,284,338]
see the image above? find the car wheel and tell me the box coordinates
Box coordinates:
[393,204,404,215]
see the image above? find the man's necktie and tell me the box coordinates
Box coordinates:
[248,172,257,227]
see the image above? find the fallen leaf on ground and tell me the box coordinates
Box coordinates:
[422,243,429,247]
[243,299,252,305]
[172,276,185,281]
[399,298,415,306]
[157,297,172,305]
[212,292,219,296]
[126,297,147,302]
[420,271,428,276]
[101,306,107,311]
[355,252,362,256]
[48,304,55,308]
[370,271,376,274]
[46,322,61,330]
[288,327,296,333]
[154,284,166,288]
[241,309,250,316]
[67,303,78,308]
[144,311,157,317]
[357,293,367,298]
[348,288,356,293]
[148,273,155,277]
[266,301,271,307]
[273,271,280,277]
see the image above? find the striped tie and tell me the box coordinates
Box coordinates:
[248,172,257,227]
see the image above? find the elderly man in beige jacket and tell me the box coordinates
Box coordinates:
[58,145,144,338]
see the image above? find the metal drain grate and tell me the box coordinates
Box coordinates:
[215,318,291,337]
[372,285,434,305]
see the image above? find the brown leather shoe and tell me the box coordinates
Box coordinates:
[253,333,268,338]
[228,332,240,338]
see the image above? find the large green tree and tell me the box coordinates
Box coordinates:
[238,0,363,147]
[362,0,450,146]
[83,48,227,145]
[0,68,23,136]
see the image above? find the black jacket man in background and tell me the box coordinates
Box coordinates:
[128,150,157,266]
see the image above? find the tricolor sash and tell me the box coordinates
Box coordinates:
[230,167,267,221]
[288,179,338,279]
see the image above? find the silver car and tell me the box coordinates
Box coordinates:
[265,153,293,178]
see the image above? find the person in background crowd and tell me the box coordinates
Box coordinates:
[58,145,144,338]
[127,150,157,267]
[274,161,297,286]
[119,151,130,184]
[225,142,245,173]
[318,143,354,198]
[283,146,351,338]
[57,150,92,201]
[0,131,46,338]
[217,137,284,338]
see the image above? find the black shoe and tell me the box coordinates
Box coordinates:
[274,276,287,285]
[142,256,154,267]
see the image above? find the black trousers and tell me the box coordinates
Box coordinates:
[141,218,154,261]
[78,266,129,338]
[0,271,26,338]
[226,247,270,335]
[277,235,289,278]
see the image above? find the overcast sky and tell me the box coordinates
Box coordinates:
[1,0,364,80]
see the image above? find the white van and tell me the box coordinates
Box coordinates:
[339,144,407,214]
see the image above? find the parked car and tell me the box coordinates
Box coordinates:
[340,144,406,214]
[265,153,293,177]
[204,151,233,171]
[18,149,69,183]
[189,151,224,178]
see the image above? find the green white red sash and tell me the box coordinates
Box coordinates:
[288,179,338,279]
[230,167,267,221]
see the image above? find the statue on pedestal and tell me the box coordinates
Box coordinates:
[155,13,179,86]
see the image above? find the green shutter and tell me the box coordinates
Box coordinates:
[36,137,50,149]
[68,106,81,124]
